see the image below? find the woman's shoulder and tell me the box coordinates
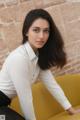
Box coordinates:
[9,44,28,57]
[3,45,29,65]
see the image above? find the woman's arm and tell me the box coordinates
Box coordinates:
[7,53,36,120]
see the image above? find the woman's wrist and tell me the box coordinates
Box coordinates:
[66,107,76,115]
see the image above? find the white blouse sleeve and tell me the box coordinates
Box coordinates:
[7,54,36,120]
[39,69,72,110]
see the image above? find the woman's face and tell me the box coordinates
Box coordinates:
[27,18,50,52]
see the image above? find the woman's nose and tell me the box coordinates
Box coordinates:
[39,31,44,38]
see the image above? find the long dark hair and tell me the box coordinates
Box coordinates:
[22,9,66,70]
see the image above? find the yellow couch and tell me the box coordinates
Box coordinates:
[10,74,80,120]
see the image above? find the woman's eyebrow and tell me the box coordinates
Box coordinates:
[32,26,49,29]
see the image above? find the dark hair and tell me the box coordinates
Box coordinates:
[22,9,66,70]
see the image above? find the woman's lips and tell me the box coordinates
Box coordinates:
[36,41,44,44]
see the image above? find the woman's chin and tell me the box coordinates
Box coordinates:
[35,43,45,48]
[36,45,44,49]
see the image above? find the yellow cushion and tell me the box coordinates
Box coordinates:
[56,74,80,107]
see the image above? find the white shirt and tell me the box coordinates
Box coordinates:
[0,42,71,120]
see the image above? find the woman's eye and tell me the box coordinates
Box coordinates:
[44,29,50,33]
[33,29,40,33]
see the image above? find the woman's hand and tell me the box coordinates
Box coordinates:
[66,107,80,115]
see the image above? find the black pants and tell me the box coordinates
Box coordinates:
[0,91,25,120]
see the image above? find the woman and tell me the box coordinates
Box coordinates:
[0,8,80,120]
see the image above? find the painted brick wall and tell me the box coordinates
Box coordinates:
[0,0,80,76]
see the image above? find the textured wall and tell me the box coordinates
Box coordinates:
[0,0,80,76]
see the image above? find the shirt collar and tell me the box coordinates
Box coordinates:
[24,42,38,61]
